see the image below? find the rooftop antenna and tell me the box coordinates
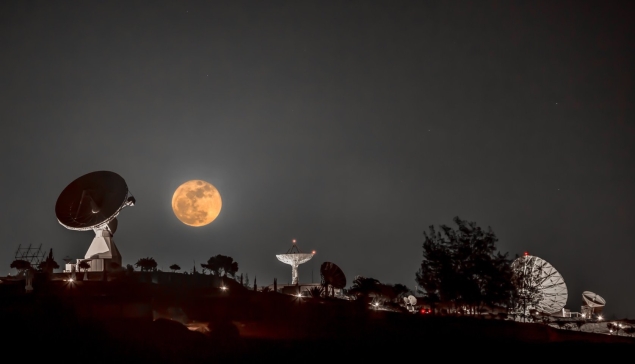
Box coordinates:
[276,239,314,285]
[55,171,135,273]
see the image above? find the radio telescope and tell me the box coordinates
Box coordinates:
[511,253,568,315]
[55,171,135,272]
[320,261,346,296]
[581,291,606,318]
[276,240,314,285]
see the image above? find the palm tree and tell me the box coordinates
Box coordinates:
[169,264,180,273]
[305,286,324,298]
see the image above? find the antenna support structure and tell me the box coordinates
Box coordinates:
[276,239,314,285]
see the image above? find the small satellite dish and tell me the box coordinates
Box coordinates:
[582,291,606,307]
[55,171,132,231]
[408,295,417,306]
[320,262,346,289]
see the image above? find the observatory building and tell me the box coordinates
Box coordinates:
[55,171,135,274]
[276,240,314,285]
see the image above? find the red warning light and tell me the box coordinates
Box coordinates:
[523,251,529,256]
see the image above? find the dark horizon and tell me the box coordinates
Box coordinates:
[1,1,634,318]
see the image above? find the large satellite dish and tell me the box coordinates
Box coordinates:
[320,262,346,289]
[55,171,135,273]
[582,291,606,308]
[511,254,568,314]
[55,171,134,231]
[276,240,314,285]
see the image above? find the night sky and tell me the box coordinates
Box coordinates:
[1,1,634,318]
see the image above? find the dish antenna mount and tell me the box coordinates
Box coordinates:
[320,261,346,297]
[55,171,135,272]
[581,291,606,318]
[276,239,314,285]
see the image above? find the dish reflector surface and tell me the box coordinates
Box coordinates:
[320,262,347,289]
[55,171,129,231]
[511,254,568,314]
[582,291,606,307]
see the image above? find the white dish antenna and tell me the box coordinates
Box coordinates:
[582,291,606,308]
[275,239,314,285]
[511,254,568,314]
[407,295,417,306]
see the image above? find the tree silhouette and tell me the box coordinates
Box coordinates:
[37,248,59,275]
[415,216,515,314]
[78,260,91,280]
[509,254,546,321]
[10,259,32,275]
[306,286,324,298]
[622,326,635,337]
[135,257,158,272]
[348,276,381,303]
[169,264,181,273]
[202,255,239,277]
[379,283,411,303]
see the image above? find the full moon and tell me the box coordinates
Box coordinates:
[172,180,222,227]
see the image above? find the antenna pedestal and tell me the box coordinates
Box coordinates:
[291,263,299,285]
[82,228,122,272]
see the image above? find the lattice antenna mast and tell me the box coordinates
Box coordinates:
[14,244,46,267]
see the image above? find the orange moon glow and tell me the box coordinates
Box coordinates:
[172,180,222,227]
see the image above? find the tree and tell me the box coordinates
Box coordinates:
[306,286,324,298]
[135,257,158,272]
[202,255,239,277]
[78,260,91,272]
[415,216,515,315]
[169,264,181,273]
[10,259,32,275]
[509,254,545,321]
[379,283,412,303]
[38,249,59,275]
[348,276,382,301]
